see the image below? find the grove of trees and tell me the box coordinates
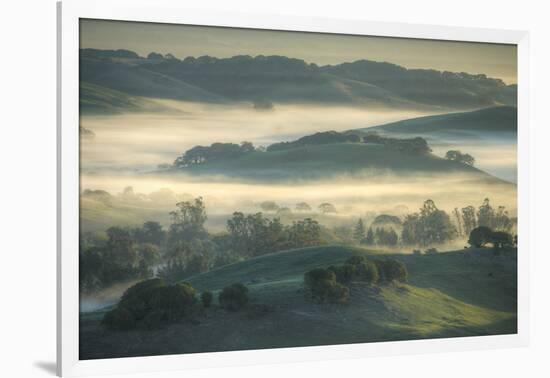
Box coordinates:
[445,150,475,166]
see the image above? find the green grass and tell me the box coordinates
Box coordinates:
[185,245,517,335]
[80,244,517,359]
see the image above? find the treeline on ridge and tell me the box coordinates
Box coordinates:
[172,131,432,168]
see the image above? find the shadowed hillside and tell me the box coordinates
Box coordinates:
[80,245,517,359]
[169,139,507,183]
[79,49,516,111]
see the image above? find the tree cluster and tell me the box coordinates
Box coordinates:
[445,150,475,166]
[456,198,514,237]
[305,255,408,304]
[79,224,163,293]
[226,212,323,258]
[173,141,255,167]
[363,133,432,155]
[401,200,457,246]
[468,226,515,249]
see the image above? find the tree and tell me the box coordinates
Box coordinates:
[201,291,213,308]
[240,141,255,153]
[445,150,475,166]
[168,197,207,241]
[374,259,408,282]
[259,201,279,212]
[287,218,322,248]
[105,226,138,266]
[276,207,292,217]
[362,227,375,245]
[386,228,399,246]
[477,198,495,228]
[318,203,337,214]
[140,221,166,246]
[138,243,161,266]
[295,202,312,212]
[468,226,493,248]
[102,279,198,330]
[453,208,463,237]
[167,197,208,259]
[400,200,456,246]
[353,219,366,242]
[490,231,514,249]
[494,206,512,231]
[461,206,477,235]
[173,142,255,167]
[304,268,349,304]
[218,283,249,311]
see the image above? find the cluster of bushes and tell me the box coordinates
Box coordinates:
[304,255,408,304]
[102,279,250,330]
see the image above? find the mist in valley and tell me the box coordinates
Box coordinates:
[79,101,518,313]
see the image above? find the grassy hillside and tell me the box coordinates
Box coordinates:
[80,82,179,114]
[173,142,499,181]
[362,106,517,134]
[80,245,517,359]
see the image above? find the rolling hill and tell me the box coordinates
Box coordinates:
[360,106,517,135]
[169,141,506,183]
[80,245,517,359]
[79,49,516,111]
[79,82,179,114]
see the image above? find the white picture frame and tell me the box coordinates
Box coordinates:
[57,0,530,376]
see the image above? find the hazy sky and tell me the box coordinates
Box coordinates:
[80,19,517,84]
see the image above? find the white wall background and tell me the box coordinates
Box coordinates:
[1,0,549,377]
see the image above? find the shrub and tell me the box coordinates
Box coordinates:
[201,291,213,308]
[374,259,408,283]
[355,260,380,284]
[304,268,349,304]
[341,255,379,284]
[324,281,350,304]
[328,264,356,284]
[102,278,198,330]
[218,283,249,311]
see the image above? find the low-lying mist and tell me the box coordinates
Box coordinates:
[80,101,433,172]
[80,171,517,233]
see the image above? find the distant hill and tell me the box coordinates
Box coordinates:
[360,106,517,135]
[171,141,504,182]
[79,49,516,111]
[79,82,176,114]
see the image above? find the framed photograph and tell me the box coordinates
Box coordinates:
[58,0,529,376]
